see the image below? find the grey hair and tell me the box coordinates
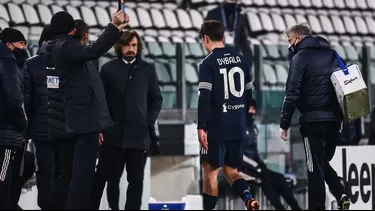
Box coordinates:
[284,22,312,36]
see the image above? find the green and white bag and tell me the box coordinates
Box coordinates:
[330,50,370,122]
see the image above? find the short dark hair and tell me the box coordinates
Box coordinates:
[74,19,89,40]
[199,20,224,42]
[114,30,143,58]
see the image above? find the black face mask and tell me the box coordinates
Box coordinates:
[12,48,29,67]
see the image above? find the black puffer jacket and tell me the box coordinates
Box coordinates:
[0,41,27,147]
[280,36,343,130]
[23,44,51,140]
[45,23,121,138]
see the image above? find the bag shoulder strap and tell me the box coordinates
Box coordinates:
[332,49,349,75]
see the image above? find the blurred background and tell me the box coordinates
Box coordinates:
[2,0,375,209]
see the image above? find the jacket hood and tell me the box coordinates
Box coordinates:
[294,35,331,52]
[0,41,15,60]
[37,42,49,55]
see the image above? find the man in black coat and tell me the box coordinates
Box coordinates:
[205,0,253,67]
[45,11,129,210]
[91,30,163,210]
[23,25,57,210]
[279,23,349,210]
[0,28,28,210]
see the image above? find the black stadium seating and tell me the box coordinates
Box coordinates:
[0,0,370,109]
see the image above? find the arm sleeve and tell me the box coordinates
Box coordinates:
[99,64,109,95]
[244,66,256,110]
[197,62,212,130]
[61,24,123,62]
[280,56,304,130]
[147,65,163,126]
[22,61,32,119]
[1,62,27,131]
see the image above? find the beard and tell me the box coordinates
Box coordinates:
[124,52,136,61]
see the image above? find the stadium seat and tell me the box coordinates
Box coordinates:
[36,3,53,25]
[341,12,357,35]
[300,0,312,8]
[264,44,281,60]
[270,12,287,33]
[274,63,288,85]
[330,13,346,35]
[7,2,27,26]
[176,9,197,38]
[94,5,111,28]
[155,61,173,84]
[146,42,164,58]
[307,13,323,34]
[50,4,65,14]
[66,4,82,20]
[283,11,297,28]
[80,5,98,27]
[344,0,356,9]
[168,61,177,82]
[265,0,277,7]
[189,9,204,30]
[262,63,277,87]
[160,42,177,58]
[22,3,43,26]
[55,0,69,6]
[188,85,198,109]
[288,0,300,8]
[317,11,334,34]
[150,8,167,30]
[355,0,367,9]
[0,18,9,30]
[253,0,266,7]
[259,12,275,33]
[161,85,177,108]
[276,0,288,7]
[185,62,199,84]
[311,0,324,8]
[125,8,140,29]
[0,4,10,22]
[333,0,346,9]
[364,15,375,35]
[247,12,263,33]
[353,14,369,35]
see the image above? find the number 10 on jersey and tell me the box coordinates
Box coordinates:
[219,67,245,99]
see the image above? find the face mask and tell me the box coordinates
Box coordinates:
[12,48,29,65]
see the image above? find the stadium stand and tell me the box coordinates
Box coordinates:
[0,0,368,110]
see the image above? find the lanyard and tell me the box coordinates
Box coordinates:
[220,4,239,32]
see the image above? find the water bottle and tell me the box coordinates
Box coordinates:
[161,205,169,210]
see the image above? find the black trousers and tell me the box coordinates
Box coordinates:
[34,140,58,210]
[300,122,346,210]
[0,146,17,210]
[91,146,147,210]
[52,132,99,210]
[11,149,36,210]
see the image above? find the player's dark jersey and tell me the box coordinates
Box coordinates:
[198,47,253,141]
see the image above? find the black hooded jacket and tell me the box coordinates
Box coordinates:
[0,41,27,147]
[23,44,51,140]
[280,36,343,130]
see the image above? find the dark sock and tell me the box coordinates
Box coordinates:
[232,178,253,203]
[203,193,217,210]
